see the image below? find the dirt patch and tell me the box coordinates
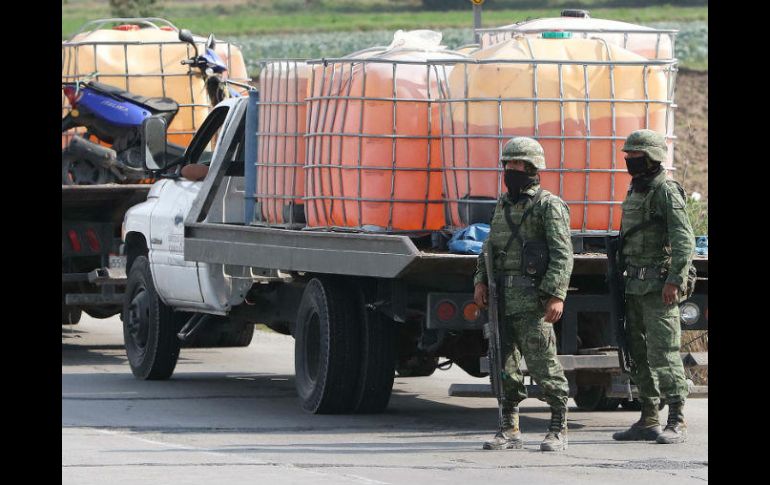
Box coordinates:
[673,69,708,200]
[671,69,708,385]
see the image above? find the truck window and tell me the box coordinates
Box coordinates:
[184,105,230,166]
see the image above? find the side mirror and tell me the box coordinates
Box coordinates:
[142,117,168,171]
[178,29,195,45]
[206,33,216,50]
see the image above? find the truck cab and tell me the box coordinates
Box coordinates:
[123,98,252,315]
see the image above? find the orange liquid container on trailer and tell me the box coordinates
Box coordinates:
[440,36,675,233]
[479,15,675,60]
[305,31,467,232]
[62,25,249,149]
[255,60,310,226]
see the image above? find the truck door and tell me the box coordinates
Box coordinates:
[149,105,231,304]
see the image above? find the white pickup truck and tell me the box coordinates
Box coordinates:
[122,98,258,378]
[121,93,708,414]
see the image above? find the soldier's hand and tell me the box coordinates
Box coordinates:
[662,283,679,306]
[474,283,488,309]
[544,297,564,323]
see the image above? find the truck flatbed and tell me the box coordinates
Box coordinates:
[184,221,708,279]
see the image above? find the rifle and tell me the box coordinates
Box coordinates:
[606,235,632,374]
[483,248,505,428]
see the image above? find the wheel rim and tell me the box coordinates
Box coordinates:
[65,158,108,185]
[304,313,321,383]
[126,287,150,352]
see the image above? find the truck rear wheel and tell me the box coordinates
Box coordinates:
[351,287,396,414]
[122,256,181,380]
[574,385,621,411]
[294,277,362,414]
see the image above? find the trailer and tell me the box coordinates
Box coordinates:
[62,185,151,324]
[120,91,708,414]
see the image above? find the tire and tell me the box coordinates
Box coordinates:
[84,306,121,319]
[122,256,181,380]
[574,386,621,411]
[294,277,361,414]
[62,306,81,325]
[351,286,396,414]
[62,151,111,185]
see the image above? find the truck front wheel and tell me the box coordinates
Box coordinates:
[122,256,181,380]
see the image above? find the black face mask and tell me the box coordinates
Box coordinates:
[625,156,648,177]
[631,164,663,192]
[504,169,537,199]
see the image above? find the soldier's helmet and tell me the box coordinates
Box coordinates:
[621,129,668,164]
[500,136,546,170]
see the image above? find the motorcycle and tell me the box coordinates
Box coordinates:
[62,29,237,185]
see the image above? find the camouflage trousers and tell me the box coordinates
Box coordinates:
[626,291,689,405]
[499,311,569,410]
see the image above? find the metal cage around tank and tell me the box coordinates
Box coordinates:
[429,51,679,234]
[251,58,311,228]
[476,26,678,61]
[61,18,251,149]
[302,56,458,234]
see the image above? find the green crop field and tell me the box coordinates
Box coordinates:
[62,1,708,38]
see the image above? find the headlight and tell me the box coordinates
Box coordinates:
[680,302,700,326]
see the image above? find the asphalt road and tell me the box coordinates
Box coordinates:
[63,315,708,484]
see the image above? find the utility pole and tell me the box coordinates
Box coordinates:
[471,0,484,44]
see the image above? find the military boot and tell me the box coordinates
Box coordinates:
[483,406,523,450]
[656,400,687,444]
[540,407,568,451]
[612,400,662,441]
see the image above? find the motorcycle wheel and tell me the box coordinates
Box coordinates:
[62,152,113,185]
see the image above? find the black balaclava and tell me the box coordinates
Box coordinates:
[628,155,663,192]
[504,169,539,201]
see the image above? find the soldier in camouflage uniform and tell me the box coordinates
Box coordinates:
[613,129,695,444]
[473,137,573,452]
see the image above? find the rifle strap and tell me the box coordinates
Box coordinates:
[501,188,544,256]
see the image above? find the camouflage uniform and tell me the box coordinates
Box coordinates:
[474,186,573,410]
[473,137,573,451]
[616,129,695,444]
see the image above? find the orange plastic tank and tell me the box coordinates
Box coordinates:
[255,60,311,226]
[304,31,467,232]
[438,36,675,233]
[62,23,249,149]
[479,15,675,60]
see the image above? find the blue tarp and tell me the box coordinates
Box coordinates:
[448,223,490,255]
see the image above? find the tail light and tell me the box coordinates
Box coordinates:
[113,24,140,31]
[84,228,101,252]
[62,85,82,108]
[160,26,175,31]
[68,230,82,253]
[462,302,480,322]
[436,301,457,322]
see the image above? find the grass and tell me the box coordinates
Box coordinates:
[63,3,708,38]
[685,196,707,237]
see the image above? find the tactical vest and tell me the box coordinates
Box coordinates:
[620,178,685,270]
[487,189,551,278]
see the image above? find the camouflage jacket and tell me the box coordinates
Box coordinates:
[473,184,574,314]
[620,171,695,295]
